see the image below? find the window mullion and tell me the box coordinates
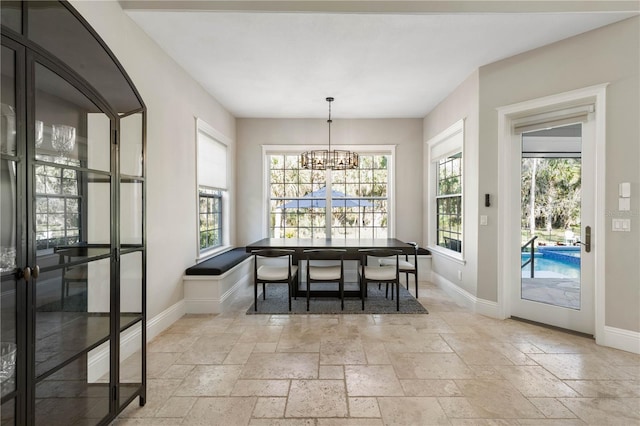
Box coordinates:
[325,169,332,237]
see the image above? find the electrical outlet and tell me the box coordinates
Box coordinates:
[457,270,462,281]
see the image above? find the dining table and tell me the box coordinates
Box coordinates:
[245,237,414,298]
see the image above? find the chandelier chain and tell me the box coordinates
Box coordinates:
[300,96,358,170]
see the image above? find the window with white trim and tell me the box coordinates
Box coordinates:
[436,153,462,252]
[197,121,228,254]
[267,149,392,239]
[427,119,464,256]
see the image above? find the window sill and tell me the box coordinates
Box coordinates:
[426,245,466,265]
[197,245,232,262]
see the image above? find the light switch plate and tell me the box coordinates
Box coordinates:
[480,215,488,226]
[619,182,631,198]
[612,218,631,232]
[619,198,631,211]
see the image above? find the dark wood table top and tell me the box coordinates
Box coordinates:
[246,238,413,253]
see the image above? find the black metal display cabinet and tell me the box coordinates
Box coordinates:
[1,1,146,424]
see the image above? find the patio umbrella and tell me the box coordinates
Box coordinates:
[280,186,373,209]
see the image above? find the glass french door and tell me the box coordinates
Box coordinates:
[513,119,595,335]
[31,57,115,424]
[1,41,23,426]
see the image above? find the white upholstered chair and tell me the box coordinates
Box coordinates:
[253,249,298,311]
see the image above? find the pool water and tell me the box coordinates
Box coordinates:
[521,253,580,279]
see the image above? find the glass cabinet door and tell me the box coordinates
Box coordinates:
[1,43,21,426]
[119,111,145,408]
[32,60,113,424]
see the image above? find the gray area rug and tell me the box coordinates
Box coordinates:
[247,283,428,314]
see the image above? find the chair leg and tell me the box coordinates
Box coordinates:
[254,281,258,311]
[288,282,292,311]
[340,278,344,310]
[263,282,266,300]
[61,281,66,310]
[415,273,418,298]
[361,277,365,310]
[307,279,310,311]
[396,282,400,311]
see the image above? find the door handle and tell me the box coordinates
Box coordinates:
[22,266,31,281]
[20,265,40,281]
[577,226,591,253]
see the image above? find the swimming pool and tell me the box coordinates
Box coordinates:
[521,247,581,279]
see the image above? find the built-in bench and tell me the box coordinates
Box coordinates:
[183,247,253,314]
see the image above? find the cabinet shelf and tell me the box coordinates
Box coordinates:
[35,313,142,380]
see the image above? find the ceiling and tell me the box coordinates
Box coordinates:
[121,1,638,118]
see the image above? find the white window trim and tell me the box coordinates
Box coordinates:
[261,144,396,239]
[195,118,232,260]
[425,119,465,264]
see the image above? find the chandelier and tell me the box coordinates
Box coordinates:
[300,97,358,170]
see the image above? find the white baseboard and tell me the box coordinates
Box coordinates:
[598,325,640,354]
[432,271,499,318]
[87,300,185,382]
[147,299,186,342]
[432,271,639,355]
[87,342,110,383]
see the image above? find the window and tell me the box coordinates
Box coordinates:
[427,119,464,257]
[267,149,392,239]
[436,153,462,252]
[198,188,222,249]
[197,120,228,254]
[35,156,81,251]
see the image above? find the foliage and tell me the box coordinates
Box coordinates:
[269,153,389,238]
[521,158,581,237]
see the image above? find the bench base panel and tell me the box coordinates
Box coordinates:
[184,257,253,314]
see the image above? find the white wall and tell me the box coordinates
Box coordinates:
[477,17,639,332]
[423,71,480,297]
[423,18,640,336]
[236,118,423,246]
[70,0,237,322]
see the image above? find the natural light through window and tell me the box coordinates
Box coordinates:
[427,119,464,257]
[35,155,81,251]
[197,120,228,254]
[268,150,392,239]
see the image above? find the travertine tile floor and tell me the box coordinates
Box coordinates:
[113,281,640,425]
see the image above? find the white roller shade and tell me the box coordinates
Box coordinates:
[430,123,463,161]
[198,130,227,190]
[513,104,594,135]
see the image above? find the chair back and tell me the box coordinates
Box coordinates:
[359,249,401,272]
[406,241,418,266]
[252,249,295,279]
[304,249,345,280]
[358,248,403,259]
[252,249,295,259]
[303,249,346,261]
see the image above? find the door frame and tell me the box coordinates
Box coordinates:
[496,84,608,341]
